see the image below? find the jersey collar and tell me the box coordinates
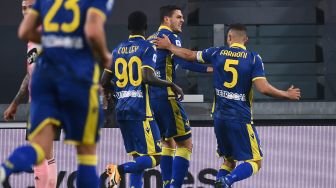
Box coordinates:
[129,35,145,40]
[158,25,173,32]
[230,43,246,50]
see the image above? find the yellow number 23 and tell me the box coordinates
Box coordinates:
[44,0,80,33]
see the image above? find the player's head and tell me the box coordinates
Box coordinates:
[128,11,147,35]
[226,24,248,46]
[22,0,35,17]
[160,5,184,33]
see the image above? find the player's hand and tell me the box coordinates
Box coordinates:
[171,83,184,101]
[286,85,301,100]
[3,103,18,121]
[206,66,213,73]
[153,35,172,50]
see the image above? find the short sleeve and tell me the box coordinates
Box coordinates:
[31,0,41,15]
[142,45,156,72]
[89,0,114,21]
[168,34,182,47]
[252,54,266,81]
[196,47,218,64]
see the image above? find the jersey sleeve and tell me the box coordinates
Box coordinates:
[31,0,41,15]
[196,47,218,64]
[89,0,114,21]
[252,53,266,81]
[142,44,156,72]
[168,34,182,48]
[173,56,208,73]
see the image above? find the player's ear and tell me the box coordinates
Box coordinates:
[244,36,249,44]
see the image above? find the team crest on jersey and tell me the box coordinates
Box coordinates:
[175,40,181,47]
[106,0,114,11]
[153,54,157,63]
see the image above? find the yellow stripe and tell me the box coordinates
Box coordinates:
[28,118,61,141]
[165,56,175,97]
[31,143,45,164]
[143,120,155,154]
[211,95,216,114]
[246,124,262,161]
[230,43,246,50]
[149,156,156,167]
[145,85,153,119]
[129,35,145,40]
[104,68,112,73]
[78,154,97,166]
[247,161,259,174]
[162,147,175,157]
[220,164,234,172]
[169,100,185,135]
[4,160,14,169]
[252,77,266,82]
[142,65,155,72]
[249,89,253,122]
[88,8,106,22]
[158,25,173,32]
[83,64,100,145]
[175,147,192,161]
[29,9,39,16]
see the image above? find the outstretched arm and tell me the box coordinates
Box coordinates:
[154,35,198,61]
[18,10,41,43]
[142,67,184,101]
[3,74,30,121]
[253,78,301,100]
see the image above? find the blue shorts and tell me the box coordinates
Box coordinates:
[151,99,191,141]
[118,119,161,156]
[28,62,103,145]
[214,118,263,161]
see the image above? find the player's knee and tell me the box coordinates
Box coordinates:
[76,144,96,155]
[162,138,176,148]
[223,158,236,169]
[246,160,262,174]
[176,138,193,151]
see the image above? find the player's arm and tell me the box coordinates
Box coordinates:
[253,79,301,100]
[142,67,184,101]
[154,35,197,61]
[3,74,30,121]
[174,56,213,73]
[18,10,41,43]
[85,9,111,68]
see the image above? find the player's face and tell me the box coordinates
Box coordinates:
[22,0,35,17]
[169,10,184,33]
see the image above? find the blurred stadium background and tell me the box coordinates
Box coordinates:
[0,0,335,187]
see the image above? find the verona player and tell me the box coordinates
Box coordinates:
[102,11,184,188]
[0,0,113,187]
[154,24,301,188]
[3,0,58,187]
[147,5,212,188]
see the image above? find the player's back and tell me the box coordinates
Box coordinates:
[112,35,155,121]
[205,44,265,123]
[32,0,112,81]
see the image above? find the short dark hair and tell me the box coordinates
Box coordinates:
[128,11,147,33]
[160,5,182,22]
[227,23,247,33]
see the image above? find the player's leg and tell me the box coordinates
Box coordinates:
[161,138,176,188]
[151,99,176,188]
[220,123,263,187]
[0,123,56,183]
[106,119,161,188]
[216,157,236,184]
[75,144,99,188]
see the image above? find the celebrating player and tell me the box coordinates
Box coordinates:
[102,11,184,188]
[154,23,301,188]
[147,5,212,188]
[0,0,114,187]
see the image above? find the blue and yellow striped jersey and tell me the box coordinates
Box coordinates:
[147,26,208,100]
[197,43,266,123]
[32,0,113,82]
[111,35,157,120]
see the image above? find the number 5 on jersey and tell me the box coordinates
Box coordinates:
[224,59,239,88]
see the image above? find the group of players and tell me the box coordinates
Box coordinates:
[1,0,301,188]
